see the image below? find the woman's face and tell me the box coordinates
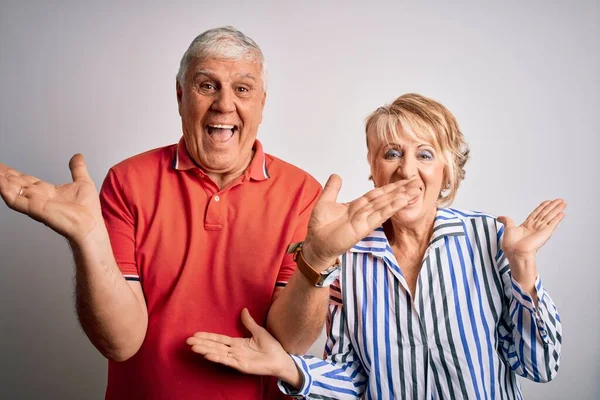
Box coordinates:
[369,132,446,226]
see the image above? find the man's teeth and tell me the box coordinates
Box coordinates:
[208,124,235,129]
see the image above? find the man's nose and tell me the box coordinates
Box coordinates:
[211,88,236,113]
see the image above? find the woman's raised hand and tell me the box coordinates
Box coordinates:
[303,174,422,268]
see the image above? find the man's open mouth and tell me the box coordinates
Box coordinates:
[206,124,238,142]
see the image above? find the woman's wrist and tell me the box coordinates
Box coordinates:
[276,354,304,389]
[507,253,538,300]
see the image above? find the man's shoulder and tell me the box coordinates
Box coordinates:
[264,153,320,189]
[109,143,177,176]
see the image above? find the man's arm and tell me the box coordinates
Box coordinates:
[0,155,147,361]
[267,174,423,354]
[266,258,330,354]
[72,227,148,361]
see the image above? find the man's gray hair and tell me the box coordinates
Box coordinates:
[176,26,267,91]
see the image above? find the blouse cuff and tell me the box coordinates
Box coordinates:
[277,355,312,398]
[511,275,551,344]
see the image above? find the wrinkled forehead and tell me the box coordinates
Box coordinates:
[189,57,264,82]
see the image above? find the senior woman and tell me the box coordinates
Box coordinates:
[187,93,564,399]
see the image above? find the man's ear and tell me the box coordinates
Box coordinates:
[176,80,183,116]
[258,91,267,124]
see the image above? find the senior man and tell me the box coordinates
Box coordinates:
[0,27,421,399]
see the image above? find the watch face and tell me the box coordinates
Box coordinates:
[318,266,342,287]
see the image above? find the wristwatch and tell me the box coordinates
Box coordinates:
[291,242,341,287]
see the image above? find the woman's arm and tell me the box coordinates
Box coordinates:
[495,201,565,382]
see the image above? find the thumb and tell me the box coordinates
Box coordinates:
[240,308,263,337]
[69,154,92,183]
[498,216,516,229]
[318,174,342,203]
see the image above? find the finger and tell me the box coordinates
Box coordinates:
[526,200,552,222]
[4,172,41,188]
[188,341,232,357]
[357,187,418,216]
[185,336,235,350]
[352,180,421,211]
[497,216,515,229]
[69,154,93,183]
[535,199,565,223]
[0,163,23,177]
[3,169,41,185]
[190,332,233,346]
[318,174,342,203]
[362,195,416,228]
[536,202,566,226]
[0,174,31,213]
[544,212,565,232]
[403,178,422,190]
[365,178,417,200]
[0,174,18,206]
[240,308,263,337]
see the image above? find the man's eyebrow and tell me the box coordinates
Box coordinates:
[236,73,256,81]
[192,69,257,82]
[193,69,215,79]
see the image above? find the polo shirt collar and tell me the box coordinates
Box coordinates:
[350,208,466,258]
[172,137,270,181]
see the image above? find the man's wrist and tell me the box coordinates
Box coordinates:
[69,225,112,260]
[301,241,338,272]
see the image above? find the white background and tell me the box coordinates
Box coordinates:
[0,1,598,398]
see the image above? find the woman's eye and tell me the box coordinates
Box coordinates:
[419,150,434,160]
[384,149,402,159]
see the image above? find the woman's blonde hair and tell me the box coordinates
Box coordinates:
[365,93,470,206]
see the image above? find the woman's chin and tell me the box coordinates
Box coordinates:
[392,203,436,226]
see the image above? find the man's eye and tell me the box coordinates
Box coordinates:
[384,149,402,159]
[236,86,249,93]
[200,83,215,90]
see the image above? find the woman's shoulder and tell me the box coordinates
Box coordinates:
[438,207,498,222]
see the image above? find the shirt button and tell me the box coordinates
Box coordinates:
[214,195,220,202]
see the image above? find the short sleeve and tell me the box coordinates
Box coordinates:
[99,168,138,280]
[275,177,322,287]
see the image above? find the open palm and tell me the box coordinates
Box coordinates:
[304,174,422,266]
[187,308,290,377]
[498,199,566,259]
[0,154,103,241]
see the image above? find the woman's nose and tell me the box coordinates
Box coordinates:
[397,156,417,179]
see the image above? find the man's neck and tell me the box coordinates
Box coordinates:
[205,150,255,190]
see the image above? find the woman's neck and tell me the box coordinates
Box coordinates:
[385,207,437,254]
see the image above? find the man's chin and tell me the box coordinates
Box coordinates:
[198,153,246,173]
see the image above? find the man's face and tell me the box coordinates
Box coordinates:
[177,58,266,177]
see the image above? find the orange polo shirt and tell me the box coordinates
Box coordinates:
[99,137,321,400]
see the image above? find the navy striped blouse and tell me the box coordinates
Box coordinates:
[280,208,562,399]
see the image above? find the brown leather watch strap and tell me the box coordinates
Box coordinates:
[293,245,341,286]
